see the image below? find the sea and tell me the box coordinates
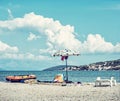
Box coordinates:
[0,70,120,83]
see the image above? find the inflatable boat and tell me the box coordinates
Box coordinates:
[6,74,36,82]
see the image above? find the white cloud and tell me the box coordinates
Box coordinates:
[0,12,81,51]
[27,32,40,41]
[0,41,18,53]
[114,43,120,53]
[39,42,55,54]
[81,34,114,53]
[0,52,50,61]
[7,9,14,19]
[0,41,50,61]
[0,12,120,57]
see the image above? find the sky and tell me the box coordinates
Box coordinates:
[0,0,120,70]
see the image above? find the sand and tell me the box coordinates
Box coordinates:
[0,82,120,101]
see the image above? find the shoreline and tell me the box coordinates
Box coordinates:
[0,81,120,101]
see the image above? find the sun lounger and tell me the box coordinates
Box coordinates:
[95,77,117,87]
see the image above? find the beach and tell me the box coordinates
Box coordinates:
[0,82,120,101]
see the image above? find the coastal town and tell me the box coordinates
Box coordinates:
[44,59,120,71]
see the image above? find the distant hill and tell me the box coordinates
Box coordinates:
[43,65,77,71]
[43,59,120,71]
[88,59,120,71]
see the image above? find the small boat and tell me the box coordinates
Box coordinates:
[6,74,36,82]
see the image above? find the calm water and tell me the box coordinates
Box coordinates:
[0,70,120,83]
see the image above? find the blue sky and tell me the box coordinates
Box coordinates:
[0,0,120,70]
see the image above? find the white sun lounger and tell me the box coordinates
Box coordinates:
[95,77,117,87]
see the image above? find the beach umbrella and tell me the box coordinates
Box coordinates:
[53,49,80,82]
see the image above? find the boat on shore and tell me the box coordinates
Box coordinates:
[6,74,36,82]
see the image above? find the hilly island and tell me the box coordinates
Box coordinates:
[43,59,120,71]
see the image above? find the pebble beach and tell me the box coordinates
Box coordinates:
[0,82,120,101]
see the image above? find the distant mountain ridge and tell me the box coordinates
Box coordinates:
[43,65,77,71]
[43,59,120,71]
